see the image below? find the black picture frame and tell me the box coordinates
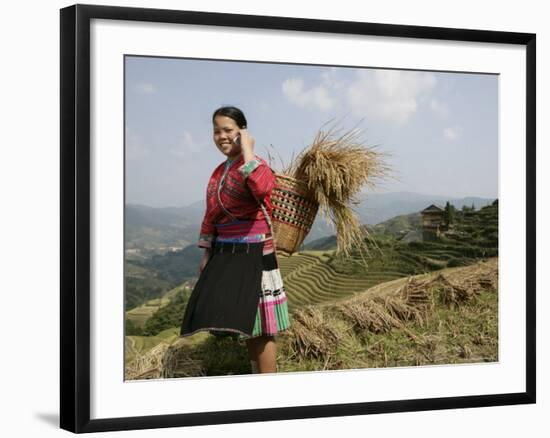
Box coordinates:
[60,3,536,433]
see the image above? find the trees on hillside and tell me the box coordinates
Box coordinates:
[444,201,456,227]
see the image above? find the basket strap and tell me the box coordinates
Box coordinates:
[258,201,277,251]
[216,163,238,221]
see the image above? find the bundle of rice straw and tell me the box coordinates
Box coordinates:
[276,120,390,260]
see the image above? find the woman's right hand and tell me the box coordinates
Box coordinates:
[199,248,212,274]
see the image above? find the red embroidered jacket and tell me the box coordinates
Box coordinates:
[198,154,276,249]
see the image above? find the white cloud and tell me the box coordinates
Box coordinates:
[281,68,437,125]
[134,82,156,94]
[282,77,335,111]
[320,67,345,89]
[429,98,450,117]
[170,130,200,158]
[443,127,460,141]
[347,70,437,125]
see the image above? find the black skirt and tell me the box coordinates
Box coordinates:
[180,241,266,338]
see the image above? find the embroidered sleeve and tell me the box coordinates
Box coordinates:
[198,211,217,248]
[198,229,215,249]
[197,176,218,249]
[238,157,276,201]
[238,158,261,178]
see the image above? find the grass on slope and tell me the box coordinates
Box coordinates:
[125,327,182,364]
[125,282,191,328]
[125,259,497,379]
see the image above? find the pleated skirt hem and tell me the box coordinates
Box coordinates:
[179,241,291,340]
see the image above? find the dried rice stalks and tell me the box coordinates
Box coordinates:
[392,277,435,328]
[162,340,206,378]
[289,306,342,361]
[339,297,404,334]
[430,273,478,306]
[477,272,498,291]
[281,120,391,259]
[338,276,433,335]
[444,260,498,291]
[420,262,497,308]
[399,277,433,307]
[338,260,498,337]
[125,342,171,380]
[126,338,207,380]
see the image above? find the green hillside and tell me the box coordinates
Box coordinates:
[125,261,173,311]
[125,258,498,379]
[124,200,498,370]
[370,211,421,237]
[279,201,498,310]
[131,243,202,284]
[125,244,202,311]
[304,212,420,249]
[126,282,192,331]
[333,201,497,270]
[278,252,403,310]
[125,203,199,254]
[125,327,183,364]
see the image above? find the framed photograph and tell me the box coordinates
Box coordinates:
[60,3,536,433]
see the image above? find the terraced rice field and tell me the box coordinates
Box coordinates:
[278,207,498,312]
[126,282,190,327]
[278,251,409,310]
[125,327,181,363]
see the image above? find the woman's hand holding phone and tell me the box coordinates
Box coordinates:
[236,128,255,161]
[233,134,241,147]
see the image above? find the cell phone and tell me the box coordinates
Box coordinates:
[233,135,241,147]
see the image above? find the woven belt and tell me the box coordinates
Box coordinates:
[213,241,263,254]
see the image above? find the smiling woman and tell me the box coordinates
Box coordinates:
[179,106,291,374]
[212,106,247,158]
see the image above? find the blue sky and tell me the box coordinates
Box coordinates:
[125,56,498,208]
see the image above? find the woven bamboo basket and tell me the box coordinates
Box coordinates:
[270,173,319,255]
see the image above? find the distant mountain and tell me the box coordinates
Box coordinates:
[353,191,495,226]
[157,200,207,225]
[126,192,496,252]
[125,198,498,311]
[371,211,422,236]
[125,243,203,311]
[302,192,495,246]
[139,203,498,338]
[306,201,499,274]
[138,243,203,284]
[125,203,202,253]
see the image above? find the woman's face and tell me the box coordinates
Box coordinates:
[213,115,241,158]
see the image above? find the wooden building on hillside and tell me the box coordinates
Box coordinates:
[421,204,447,240]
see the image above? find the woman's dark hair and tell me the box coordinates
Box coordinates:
[212,106,247,129]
